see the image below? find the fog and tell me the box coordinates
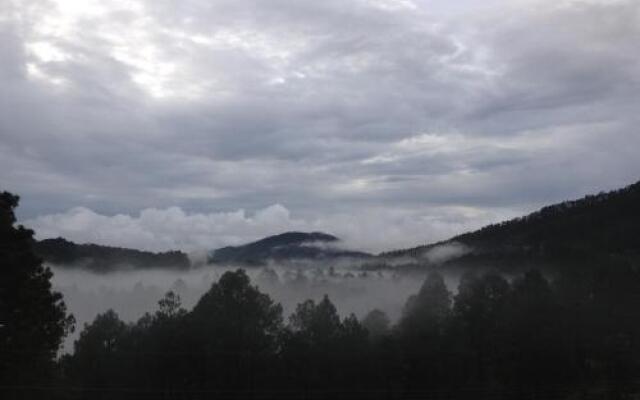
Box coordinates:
[50,262,462,353]
[423,243,471,264]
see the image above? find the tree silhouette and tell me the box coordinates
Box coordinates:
[502,270,564,395]
[0,192,74,391]
[362,309,391,341]
[68,309,128,390]
[451,272,510,384]
[156,290,186,320]
[188,269,283,394]
[398,271,452,395]
[282,295,369,397]
[288,295,342,346]
[57,265,640,399]
[400,271,451,335]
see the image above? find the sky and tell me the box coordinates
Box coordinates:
[1,0,639,253]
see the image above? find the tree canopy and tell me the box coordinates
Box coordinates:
[0,192,74,389]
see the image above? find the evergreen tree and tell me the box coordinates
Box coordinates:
[0,192,74,389]
[399,271,452,395]
[362,309,391,341]
[189,269,283,394]
[68,309,129,392]
[400,271,452,334]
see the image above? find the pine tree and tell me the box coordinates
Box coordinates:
[0,192,74,388]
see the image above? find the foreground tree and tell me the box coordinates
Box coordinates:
[451,272,510,384]
[0,192,74,390]
[362,309,391,341]
[282,295,369,397]
[188,269,284,394]
[67,309,129,391]
[399,271,453,395]
[400,271,452,334]
[60,262,640,399]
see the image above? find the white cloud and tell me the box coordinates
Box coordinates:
[24,204,299,252]
[23,203,512,253]
[3,0,640,251]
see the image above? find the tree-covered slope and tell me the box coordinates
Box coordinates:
[208,231,372,266]
[382,180,640,268]
[34,237,191,272]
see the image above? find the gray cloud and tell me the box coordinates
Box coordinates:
[2,0,640,252]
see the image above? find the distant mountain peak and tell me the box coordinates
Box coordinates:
[248,231,338,245]
[208,231,370,266]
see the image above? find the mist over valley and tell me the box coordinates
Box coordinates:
[3,0,640,396]
[45,180,640,356]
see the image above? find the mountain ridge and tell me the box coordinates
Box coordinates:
[31,180,640,271]
[380,180,640,270]
[208,231,372,266]
[33,237,191,272]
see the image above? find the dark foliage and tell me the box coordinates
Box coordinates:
[0,192,74,396]
[34,237,190,272]
[381,180,640,271]
[48,263,640,400]
[4,183,640,399]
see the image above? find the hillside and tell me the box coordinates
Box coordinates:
[34,237,191,272]
[381,180,640,270]
[208,231,372,266]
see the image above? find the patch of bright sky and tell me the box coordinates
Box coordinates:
[26,41,69,62]
[26,62,68,86]
[19,0,309,99]
[20,0,193,98]
[365,0,418,11]
[360,128,569,167]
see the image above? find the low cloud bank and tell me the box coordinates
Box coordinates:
[51,262,461,352]
[25,204,503,254]
[423,242,471,264]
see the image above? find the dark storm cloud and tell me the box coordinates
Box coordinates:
[2,0,639,252]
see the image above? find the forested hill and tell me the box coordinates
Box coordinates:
[33,237,190,272]
[381,180,640,267]
[208,231,372,266]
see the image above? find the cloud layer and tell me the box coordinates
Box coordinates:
[25,203,509,253]
[3,0,640,251]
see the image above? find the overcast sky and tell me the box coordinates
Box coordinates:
[2,0,639,253]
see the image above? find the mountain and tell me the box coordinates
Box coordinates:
[208,231,372,266]
[380,180,640,271]
[31,180,640,272]
[33,237,191,272]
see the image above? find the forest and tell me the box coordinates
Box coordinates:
[382,180,640,273]
[3,187,640,399]
[4,0,640,397]
[33,238,191,272]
